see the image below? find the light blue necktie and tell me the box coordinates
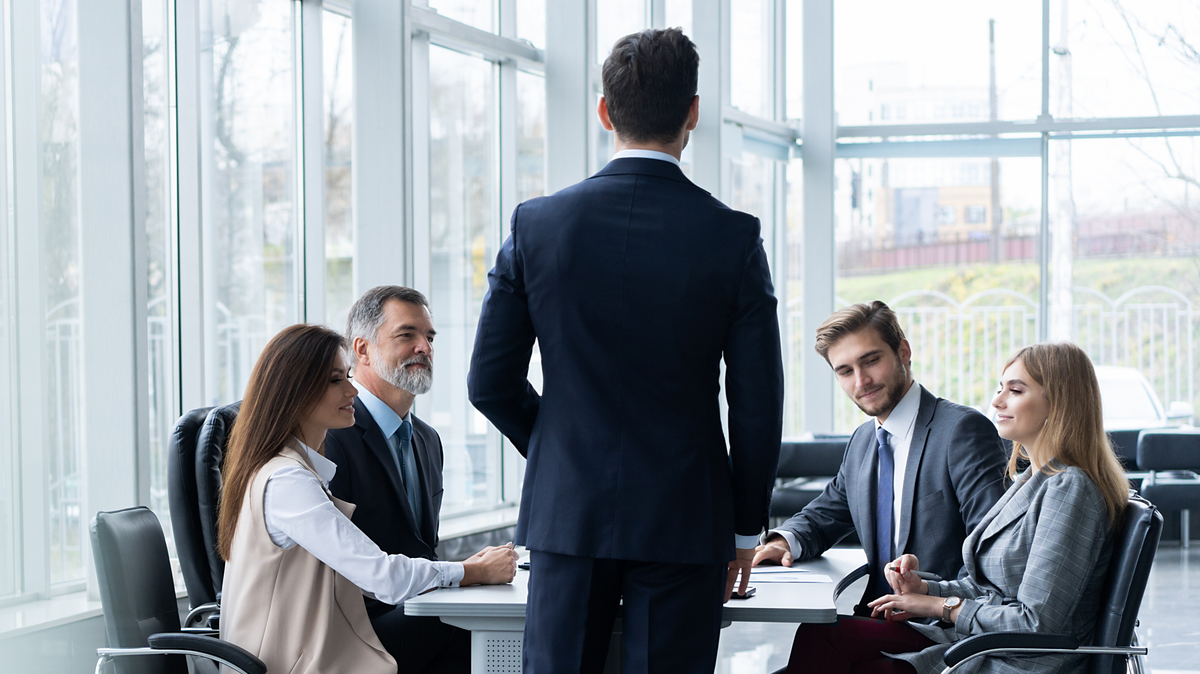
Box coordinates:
[873,427,895,600]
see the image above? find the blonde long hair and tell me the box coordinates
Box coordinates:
[1003,342,1128,526]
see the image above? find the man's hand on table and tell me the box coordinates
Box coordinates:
[724,547,756,602]
[751,534,793,567]
[460,542,519,586]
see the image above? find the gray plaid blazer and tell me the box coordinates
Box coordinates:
[892,464,1114,674]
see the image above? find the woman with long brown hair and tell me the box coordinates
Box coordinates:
[787,342,1129,674]
[217,324,517,674]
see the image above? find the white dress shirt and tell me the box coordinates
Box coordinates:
[768,381,922,559]
[611,148,681,165]
[263,439,464,604]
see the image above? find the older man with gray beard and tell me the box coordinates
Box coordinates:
[325,285,508,674]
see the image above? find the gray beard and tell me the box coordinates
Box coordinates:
[378,355,433,395]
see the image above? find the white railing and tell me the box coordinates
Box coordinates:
[785,286,1200,433]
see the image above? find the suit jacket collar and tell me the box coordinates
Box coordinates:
[353,398,425,540]
[975,465,1047,546]
[590,157,705,189]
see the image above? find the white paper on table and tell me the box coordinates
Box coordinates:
[748,567,833,583]
[751,566,812,574]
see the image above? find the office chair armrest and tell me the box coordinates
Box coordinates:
[180,626,219,636]
[148,633,266,674]
[944,632,1078,666]
[184,601,220,628]
[940,632,1146,674]
[833,563,869,602]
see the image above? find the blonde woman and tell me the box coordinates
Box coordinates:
[217,324,517,674]
[788,342,1129,674]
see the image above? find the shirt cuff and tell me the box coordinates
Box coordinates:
[735,534,761,549]
[439,562,466,588]
[764,529,802,559]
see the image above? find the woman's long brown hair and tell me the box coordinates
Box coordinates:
[1003,342,1128,526]
[217,324,348,561]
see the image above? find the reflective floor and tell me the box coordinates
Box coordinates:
[715,543,1200,674]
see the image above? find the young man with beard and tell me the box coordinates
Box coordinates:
[754,300,1008,617]
[325,286,509,674]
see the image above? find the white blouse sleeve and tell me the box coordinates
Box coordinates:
[263,465,465,604]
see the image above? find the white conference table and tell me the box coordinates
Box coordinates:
[405,547,867,673]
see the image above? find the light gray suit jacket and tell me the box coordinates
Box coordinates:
[776,386,1008,608]
[896,465,1115,674]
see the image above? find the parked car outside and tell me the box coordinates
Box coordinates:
[1094,366,1194,430]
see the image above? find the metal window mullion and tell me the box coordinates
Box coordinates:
[545,0,589,193]
[77,0,144,599]
[172,0,206,411]
[801,0,835,433]
[773,0,785,123]
[298,0,325,325]
[497,0,519,503]
[8,0,46,599]
[690,0,724,196]
[409,33,429,299]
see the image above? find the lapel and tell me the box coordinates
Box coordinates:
[355,399,422,538]
[896,386,935,554]
[409,419,434,542]
[850,424,880,564]
[977,467,1044,546]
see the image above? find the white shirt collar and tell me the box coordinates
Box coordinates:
[293,437,337,485]
[877,381,922,443]
[611,148,681,166]
[355,382,412,439]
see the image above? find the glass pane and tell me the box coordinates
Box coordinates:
[429,0,495,34]
[665,0,692,36]
[835,1,1041,126]
[1049,137,1200,428]
[729,152,778,271]
[597,0,647,64]
[730,0,772,118]
[1053,1,1200,119]
[785,0,801,121]
[41,0,84,586]
[516,71,545,204]
[324,10,354,330]
[143,0,180,587]
[428,46,498,512]
[785,158,803,436]
[833,155,1042,432]
[200,0,299,406]
[516,0,544,50]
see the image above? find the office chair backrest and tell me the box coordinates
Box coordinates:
[91,507,188,674]
[1137,428,1200,472]
[1106,429,1142,471]
[776,440,849,479]
[167,407,214,608]
[196,401,241,599]
[1089,493,1162,674]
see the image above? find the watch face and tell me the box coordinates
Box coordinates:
[947,597,961,607]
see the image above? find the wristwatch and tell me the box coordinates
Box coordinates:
[942,596,962,622]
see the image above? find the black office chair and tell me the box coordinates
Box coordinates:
[771,439,859,545]
[195,402,241,600]
[90,506,265,674]
[940,492,1162,674]
[1137,428,1200,548]
[167,407,215,625]
[167,402,239,628]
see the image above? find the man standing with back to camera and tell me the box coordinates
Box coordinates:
[468,28,784,674]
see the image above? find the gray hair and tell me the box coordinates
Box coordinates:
[346,285,430,346]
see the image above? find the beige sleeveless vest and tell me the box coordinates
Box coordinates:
[219,443,396,674]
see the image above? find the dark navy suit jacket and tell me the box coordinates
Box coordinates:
[467,157,784,566]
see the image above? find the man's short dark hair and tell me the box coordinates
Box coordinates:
[346,285,429,346]
[601,28,699,144]
[814,301,906,363]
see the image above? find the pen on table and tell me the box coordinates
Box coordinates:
[886,566,941,581]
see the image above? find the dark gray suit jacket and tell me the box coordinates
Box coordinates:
[775,385,1008,607]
